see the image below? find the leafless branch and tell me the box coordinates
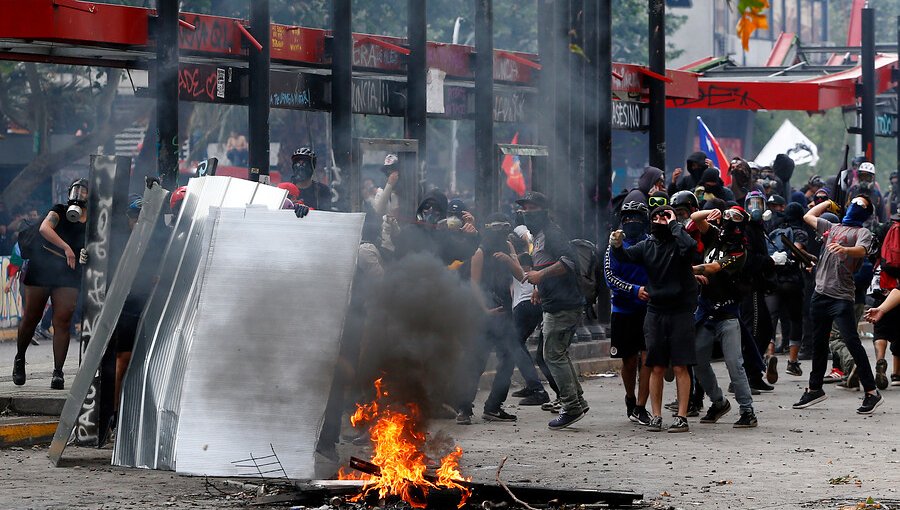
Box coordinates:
[495,456,539,510]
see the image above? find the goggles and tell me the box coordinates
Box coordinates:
[484,221,511,231]
[813,194,828,204]
[723,209,745,222]
[648,196,668,208]
[851,197,869,207]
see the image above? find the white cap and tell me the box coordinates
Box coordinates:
[859,162,875,174]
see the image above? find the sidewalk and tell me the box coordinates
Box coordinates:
[0,337,78,416]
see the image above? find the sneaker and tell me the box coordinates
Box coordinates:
[630,407,652,426]
[786,361,803,377]
[823,367,845,383]
[664,400,679,411]
[647,415,663,432]
[34,328,51,340]
[797,349,813,361]
[733,411,758,428]
[837,366,859,391]
[700,399,732,423]
[548,411,585,430]
[12,356,26,386]
[891,374,900,387]
[766,356,779,384]
[673,403,701,417]
[857,391,884,415]
[519,390,550,406]
[749,378,774,393]
[483,409,517,422]
[50,369,64,390]
[541,398,562,413]
[792,389,828,409]
[456,411,472,425]
[511,387,534,398]
[625,396,637,418]
[667,415,689,433]
[875,359,889,390]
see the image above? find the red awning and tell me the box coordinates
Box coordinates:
[668,54,898,111]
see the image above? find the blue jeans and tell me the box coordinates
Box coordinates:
[542,308,587,414]
[809,293,876,392]
[694,318,754,414]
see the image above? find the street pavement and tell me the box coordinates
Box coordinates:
[0,337,898,509]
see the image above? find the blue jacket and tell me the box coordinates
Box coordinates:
[604,236,649,314]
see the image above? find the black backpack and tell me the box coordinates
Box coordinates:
[569,239,601,305]
[17,221,41,260]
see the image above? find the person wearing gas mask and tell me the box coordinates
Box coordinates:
[793,195,883,414]
[516,192,588,430]
[610,205,698,433]
[290,147,333,211]
[765,202,811,376]
[395,189,479,268]
[12,179,89,390]
[455,214,524,425]
[688,205,758,428]
[884,171,900,218]
[739,191,776,391]
[604,201,652,426]
[846,162,885,223]
[668,152,711,195]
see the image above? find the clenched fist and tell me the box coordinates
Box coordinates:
[609,230,624,249]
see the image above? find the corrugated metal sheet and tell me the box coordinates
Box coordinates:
[114,177,288,470]
[174,208,363,478]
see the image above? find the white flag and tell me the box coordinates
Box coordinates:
[755,119,819,167]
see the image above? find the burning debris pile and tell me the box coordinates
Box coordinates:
[339,378,471,508]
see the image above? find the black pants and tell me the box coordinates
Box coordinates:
[457,312,517,414]
[799,270,816,355]
[512,301,556,393]
[766,287,803,349]
[808,293,876,392]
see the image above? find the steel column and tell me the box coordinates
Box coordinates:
[583,0,599,240]
[475,0,495,216]
[648,0,666,170]
[332,0,354,209]
[568,0,585,237]
[553,0,572,226]
[536,0,555,196]
[406,0,427,185]
[861,6,875,163]
[248,0,271,182]
[156,0,179,187]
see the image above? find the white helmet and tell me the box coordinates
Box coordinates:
[858,162,875,175]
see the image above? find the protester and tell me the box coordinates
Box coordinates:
[611,205,698,432]
[369,154,402,257]
[112,196,146,412]
[277,182,300,202]
[885,172,899,218]
[624,166,666,206]
[518,192,588,430]
[793,195,883,414]
[699,168,735,202]
[869,213,900,388]
[290,147,333,211]
[668,152,710,195]
[689,205,758,428]
[740,191,776,392]
[455,214,523,424]
[846,162,884,223]
[224,130,249,166]
[604,201,652,425]
[727,157,756,204]
[794,175,825,207]
[12,179,89,390]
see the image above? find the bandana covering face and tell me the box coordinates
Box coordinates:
[841,202,871,227]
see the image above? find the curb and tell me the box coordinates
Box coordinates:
[0,417,58,448]
[0,396,66,416]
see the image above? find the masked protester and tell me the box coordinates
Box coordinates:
[290,147,333,211]
[395,189,479,269]
[688,205,759,428]
[885,171,899,218]
[793,194,884,414]
[763,194,787,230]
[12,179,89,390]
[739,191,777,391]
[727,157,756,204]
[623,166,666,206]
[604,201,653,425]
[700,168,736,202]
[610,205,699,432]
[846,162,885,223]
[516,192,588,430]
[668,151,710,195]
[455,214,526,424]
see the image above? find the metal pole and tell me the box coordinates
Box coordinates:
[474,0,494,216]
[332,0,353,208]
[598,0,612,239]
[862,5,875,163]
[554,0,571,223]
[583,0,599,241]
[248,0,271,183]
[536,0,555,196]
[648,0,666,170]
[569,0,585,237]
[450,17,464,194]
[406,0,427,185]
[156,0,179,187]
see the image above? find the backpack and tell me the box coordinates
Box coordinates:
[16,220,41,261]
[766,224,795,257]
[569,239,601,305]
[767,224,803,291]
[880,220,900,290]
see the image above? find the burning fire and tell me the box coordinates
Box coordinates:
[339,378,471,508]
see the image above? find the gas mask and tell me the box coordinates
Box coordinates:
[291,160,314,184]
[66,179,89,222]
[745,195,765,222]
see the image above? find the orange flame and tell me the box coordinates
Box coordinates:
[339,378,471,508]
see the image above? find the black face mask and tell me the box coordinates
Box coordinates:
[719,221,745,246]
[519,210,549,233]
[650,222,671,240]
[291,161,314,183]
[482,232,509,254]
[622,222,647,240]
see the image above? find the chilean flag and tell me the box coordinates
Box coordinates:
[697,116,731,186]
[501,133,527,197]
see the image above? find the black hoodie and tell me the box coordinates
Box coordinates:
[613,221,698,313]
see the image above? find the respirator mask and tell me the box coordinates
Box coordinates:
[291,160,314,184]
[66,179,89,222]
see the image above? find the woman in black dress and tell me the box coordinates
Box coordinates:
[13,179,88,390]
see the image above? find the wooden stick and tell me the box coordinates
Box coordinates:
[495,457,539,510]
